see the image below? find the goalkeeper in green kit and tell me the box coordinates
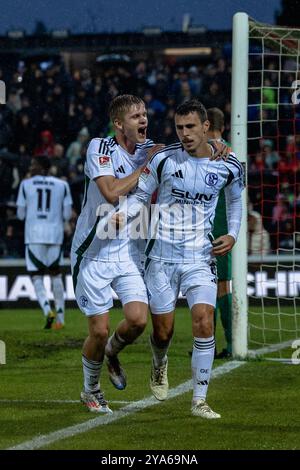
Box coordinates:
[207,107,232,358]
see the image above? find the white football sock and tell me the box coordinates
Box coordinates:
[82,355,102,393]
[192,336,215,402]
[51,274,65,323]
[32,275,51,317]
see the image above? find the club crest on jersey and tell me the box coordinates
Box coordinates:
[79,295,88,308]
[99,156,111,168]
[205,172,218,186]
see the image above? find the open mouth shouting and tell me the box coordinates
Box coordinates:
[138,126,147,139]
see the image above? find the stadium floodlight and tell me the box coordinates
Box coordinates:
[7,30,25,39]
[142,27,162,36]
[187,26,207,34]
[163,47,211,56]
[182,13,191,33]
[96,54,131,63]
[51,29,69,38]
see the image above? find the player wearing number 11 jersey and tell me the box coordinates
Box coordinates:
[16,156,73,329]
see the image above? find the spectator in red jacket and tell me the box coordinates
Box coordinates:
[34,130,54,157]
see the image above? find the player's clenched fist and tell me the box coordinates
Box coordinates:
[110,211,125,229]
[212,235,235,256]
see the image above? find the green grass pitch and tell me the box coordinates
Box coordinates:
[0,307,299,450]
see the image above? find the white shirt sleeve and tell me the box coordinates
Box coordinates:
[124,188,151,218]
[16,181,26,207]
[224,156,245,241]
[63,181,73,205]
[86,138,115,180]
[63,182,73,221]
[17,206,26,220]
[225,184,243,241]
[16,181,26,220]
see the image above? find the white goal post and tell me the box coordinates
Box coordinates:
[231,12,249,358]
[231,12,300,360]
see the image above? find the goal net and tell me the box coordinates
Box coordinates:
[231,14,300,361]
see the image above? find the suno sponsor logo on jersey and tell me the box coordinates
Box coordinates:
[171,188,213,203]
[99,156,111,168]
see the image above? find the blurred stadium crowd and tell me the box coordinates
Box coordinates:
[0,52,299,258]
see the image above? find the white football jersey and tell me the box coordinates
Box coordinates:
[131,143,244,263]
[71,136,154,262]
[17,175,73,245]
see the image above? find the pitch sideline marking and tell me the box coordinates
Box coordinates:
[7,361,243,450]
[0,399,131,405]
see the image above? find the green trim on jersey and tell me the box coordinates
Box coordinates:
[145,157,169,257]
[72,254,83,292]
[82,175,90,209]
[145,257,152,271]
[28,248,47,270]
[157,156,169,184]
[145,238,156,257]
[75,216,101,257]
[72,215,101,290]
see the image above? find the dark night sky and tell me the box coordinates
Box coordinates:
[0,0,281,34]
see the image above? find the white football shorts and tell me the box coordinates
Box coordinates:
[25,244,63,272]
[71,253,148,316]
[144,259,217,314]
